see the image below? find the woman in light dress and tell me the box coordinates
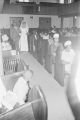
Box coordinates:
[19,20,29,52]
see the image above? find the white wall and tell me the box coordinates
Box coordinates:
[51,16,61,28]
[0,14,61,29]
[63,17,73,28]
[0,14,10,28]
[75,16,80,28]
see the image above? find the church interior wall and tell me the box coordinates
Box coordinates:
[0,14,61,29]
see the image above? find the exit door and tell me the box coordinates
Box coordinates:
[39,17,51,29]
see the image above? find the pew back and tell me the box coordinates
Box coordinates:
[0,86,48,120]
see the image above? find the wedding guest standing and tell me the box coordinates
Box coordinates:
[61,40,75,88]
[53,33,64,86]
[10,23,20,51]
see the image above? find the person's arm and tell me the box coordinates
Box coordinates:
[61,51,70,64]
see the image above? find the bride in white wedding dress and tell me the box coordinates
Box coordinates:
[19,20,29,52]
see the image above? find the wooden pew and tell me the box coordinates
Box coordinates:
[0,86,48,120]
[28,85,48,120]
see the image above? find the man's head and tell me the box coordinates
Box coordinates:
[64,40,72,51]
[23,70,33,82]
[53,33,59,42]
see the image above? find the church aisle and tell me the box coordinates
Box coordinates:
[20,52,74,120]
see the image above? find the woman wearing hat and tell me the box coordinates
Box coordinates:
[61,40,75,75]
[61,40,75,88]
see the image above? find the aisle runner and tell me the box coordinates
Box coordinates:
[20,52,74,120]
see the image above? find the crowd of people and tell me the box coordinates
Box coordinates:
[1,22,78,86]
[1,19,80,113]
[28,27,76,86]
[1,19,79,87]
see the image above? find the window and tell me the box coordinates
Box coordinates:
[19,0,29,2]
[59,0,64,4]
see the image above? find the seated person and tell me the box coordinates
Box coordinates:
[13,69,33,105]
[61,40,75,75]
[1,69,33,112]
[2,34,12,51]
[2,91,18,111]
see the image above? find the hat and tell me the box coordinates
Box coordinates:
[2,34,9,42]
[64,40,72,47]
[53,33,59,39]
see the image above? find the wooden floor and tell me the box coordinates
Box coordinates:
[20,52,75,120]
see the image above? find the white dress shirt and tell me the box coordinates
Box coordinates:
[61,49,75,74]
[2,91,18,110]
[13,77,28,105]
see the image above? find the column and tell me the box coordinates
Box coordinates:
[61,17,63,28]
[73,16,76,28]
[0,30,4,76]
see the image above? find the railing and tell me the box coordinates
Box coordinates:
[3,55,24,75]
